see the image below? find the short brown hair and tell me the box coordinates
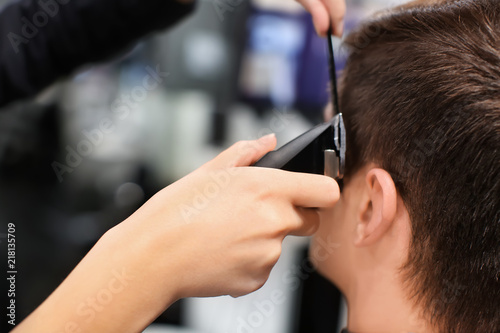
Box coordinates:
[340,0,499,331]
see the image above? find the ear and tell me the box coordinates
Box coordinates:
[354,168,398,247]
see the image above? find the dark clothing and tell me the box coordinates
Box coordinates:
[0,0,194,107]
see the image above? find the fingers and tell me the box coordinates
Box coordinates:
[288,207,321,236]
[327,0,346,37]
[231,134,277,167]
[323,102,334,121]
[299,0,330,36]
[298,0,346,37]
[249,169,339,234]
[276,171,340,208]
[207,134,277,170]
[277,172,339,236]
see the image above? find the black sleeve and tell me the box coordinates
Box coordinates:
[0,0,195,107]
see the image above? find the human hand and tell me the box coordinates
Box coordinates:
[13,135,339,333]
[117,134,340,300]
[296,0,346,37]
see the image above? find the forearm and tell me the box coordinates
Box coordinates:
[12,136,339,331]
[13,223,182,333]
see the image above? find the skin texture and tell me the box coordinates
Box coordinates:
[325,0,500,330]
[10,0,347,329]
[178,0,346,37]
[310,165,431,332]
[297,0,346,36]
[13,135,339,332]
[311,108,431,332]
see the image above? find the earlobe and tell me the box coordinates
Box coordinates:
[354,168,398,247]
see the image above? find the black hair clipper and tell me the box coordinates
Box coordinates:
[253,27,345,186]
[253,113,346,183]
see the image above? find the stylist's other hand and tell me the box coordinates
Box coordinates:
[117,134,340,300]
[296,0,346,37]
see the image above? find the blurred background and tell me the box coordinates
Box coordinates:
[0,0,408,332]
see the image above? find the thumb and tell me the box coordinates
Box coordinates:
[207,134,277,169]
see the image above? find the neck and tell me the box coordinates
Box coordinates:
[344,267,429,333]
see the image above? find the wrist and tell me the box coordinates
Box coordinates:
[100,221,184,305]
[15,222,183,333]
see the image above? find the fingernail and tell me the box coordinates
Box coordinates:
[258,133,276,144]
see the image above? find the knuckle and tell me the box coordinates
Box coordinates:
[252,277,267,292]
[230,140,252,156]
[261,207,286,233]
[267,243,283,264]
[237,277,267,296]
[233,140,249,148]
[312,1,327,13]
[244,175,265,195]
[235,139,260,153]
[252,176,281,202]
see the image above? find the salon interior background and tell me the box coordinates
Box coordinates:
[0,0,407,332]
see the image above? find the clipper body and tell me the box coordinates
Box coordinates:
[254,26,346,184]
[254,114,346,182]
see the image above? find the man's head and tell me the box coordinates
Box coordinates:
[311,0,499,332]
